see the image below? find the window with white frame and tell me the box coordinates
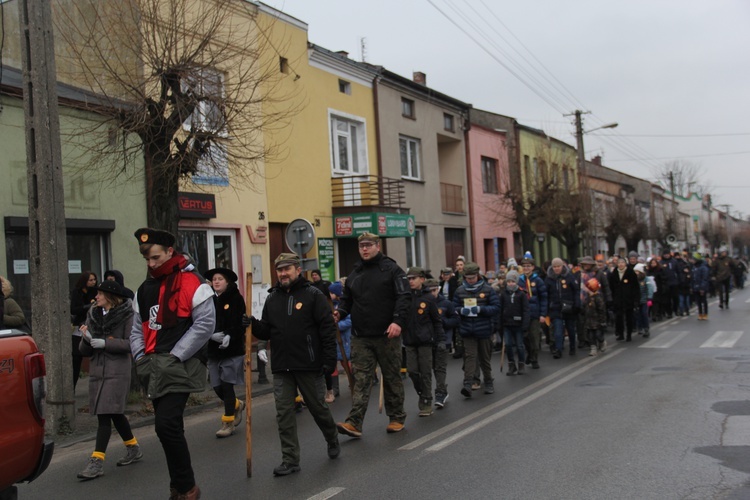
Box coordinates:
[406,227,426,268]
[330,113,367,175]
[481,156,498,194]
[399,135,421,180]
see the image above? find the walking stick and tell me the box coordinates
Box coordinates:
[327,297,354,395]
[378,366,384,413]
[243,273,254,478]
[499,340,505,373]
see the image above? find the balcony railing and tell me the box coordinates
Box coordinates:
[331,175,407,212]
[441,182,465,214]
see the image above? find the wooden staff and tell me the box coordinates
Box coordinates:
[244,273,254,478]
[499,340,505,373]
[327,297,354,394]
[378,367,384,413]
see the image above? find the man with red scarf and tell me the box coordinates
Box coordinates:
[130,228,214,500]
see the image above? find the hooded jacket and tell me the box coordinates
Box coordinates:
[452,278,500,339]
[499,287,530,330]
[518,271,548,318]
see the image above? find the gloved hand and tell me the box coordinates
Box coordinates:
[210,331,226,343]
[90,338,105,349]
[82,330,93,344]
[472,306,480,315]
[257,349,268,364]
[460,307,471,316]
[219,335,231,349]
[241,314,252,328]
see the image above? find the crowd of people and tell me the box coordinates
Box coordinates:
[6,225,741,498]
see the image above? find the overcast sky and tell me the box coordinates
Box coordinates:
[269,0,750,217]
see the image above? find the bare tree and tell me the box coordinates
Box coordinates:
[652,212,681,251]
[653,160,711,199]
[52,0,299,234]
[543,186,590,262]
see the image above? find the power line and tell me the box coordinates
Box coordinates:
[593,132,750,138]
[608,150,750,162]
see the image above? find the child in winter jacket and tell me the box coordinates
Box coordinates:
[634,264,654,338]
[582,278,608,355]
[499,271,530,375]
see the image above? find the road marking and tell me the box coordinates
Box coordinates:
[420,349,624,453]
[640,331,690,348]
[701,331,743,348]
[398,354,600,451]
[307,487,346,500]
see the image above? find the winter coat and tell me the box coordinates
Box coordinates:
[583,292,607,330]
[70,287,96,326]
[712,255,736,282]
[498,288,530,330]
[692,260,711,293]
[660,257,679,287]
[544,265,581,320]
[80,299,134,415]
[403,288,444,347]
[675,259,693,293]
[251,277,336,373]
[332,299,352,361]
[338,252,411,337]
[518,272,548,318]
[610,267,640,312]
[453,278,500,339]
[2,297,26,328]
[435,294,459,341]
[207,282,246,360]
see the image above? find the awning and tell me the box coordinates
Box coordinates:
[333,213,415,238]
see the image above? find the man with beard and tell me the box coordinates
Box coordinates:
[130,228,215,500]
[250,253,339,476]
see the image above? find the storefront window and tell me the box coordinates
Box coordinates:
[177,228,237,277]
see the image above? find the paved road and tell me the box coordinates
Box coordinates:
[19,288,750,499]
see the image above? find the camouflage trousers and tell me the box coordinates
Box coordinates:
[345,335,406,430]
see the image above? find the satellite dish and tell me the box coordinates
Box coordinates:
[285,218,316,257]
[666,234,677,245]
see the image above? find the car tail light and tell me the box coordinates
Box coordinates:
[25,352,47,426]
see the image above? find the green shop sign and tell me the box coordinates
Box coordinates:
[333,213,415,238]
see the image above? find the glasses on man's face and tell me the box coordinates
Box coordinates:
[358,242,375,249]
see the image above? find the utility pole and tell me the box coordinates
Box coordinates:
[18,0,75,433]
[721,204,733,255]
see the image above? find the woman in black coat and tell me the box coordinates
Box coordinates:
[70,270,98,389]
[205,268,247,438]
[609,256,639,341]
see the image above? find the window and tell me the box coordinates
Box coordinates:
[280,57,289,74]
[563,168,570,190]
[177,228,238,277]
[399,136,421,180]
[193,142,229,186]
[338,79,351,95]
[330,113,367,174]
[401,98,415,119]
[443,113,454,132]
[406,227,426,268]
[481,156,498,194]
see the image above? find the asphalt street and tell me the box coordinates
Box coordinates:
[18,287,750,500]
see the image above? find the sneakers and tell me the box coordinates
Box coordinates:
[325,390,335,404]
[589,345,597,356]
[461,383,472,398]
[643,330,650,338]
[77,457,104,480]
[234,399,245,427]
[517,362,526,375]
[434,393,448,408]
[216,420,235,438]
[471,380,481,390]
[327,439,340,459]
[419,408,433,417]
[386,421,405,433]
[116,444,142,466]
[336,422,362,438]
[273,462,300,476]
[599,340,607,353]
[484,382,495,395]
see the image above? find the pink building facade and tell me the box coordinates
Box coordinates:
[465,124,517,274]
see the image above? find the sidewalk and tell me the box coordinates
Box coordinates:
[57,369,274,448]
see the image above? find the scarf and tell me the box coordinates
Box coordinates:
[149,254,189,329]
[87,299,134,338]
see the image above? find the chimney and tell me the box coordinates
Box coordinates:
[592,155,602,166]
[413,71,426,86]
[336,50,349,58]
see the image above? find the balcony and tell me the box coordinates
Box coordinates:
[440,182,465,214]
[331,175,408,214]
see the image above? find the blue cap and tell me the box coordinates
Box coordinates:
[329,281,343,297]
[524,251,533,259]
